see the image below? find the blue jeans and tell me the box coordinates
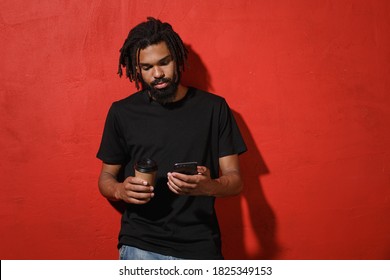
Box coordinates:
[119,245,184,260]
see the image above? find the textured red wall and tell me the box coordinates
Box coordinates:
[1,0,389,259]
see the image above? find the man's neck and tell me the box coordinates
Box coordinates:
[173,84,188,102]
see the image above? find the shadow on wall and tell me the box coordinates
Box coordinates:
[181,44,214,92]
[221,112,280,259]
[183,45,280,259]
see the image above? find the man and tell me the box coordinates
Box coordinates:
[97,17,247,260]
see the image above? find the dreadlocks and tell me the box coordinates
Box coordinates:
[117,17,188,89]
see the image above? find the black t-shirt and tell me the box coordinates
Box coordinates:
[97,87,247,259]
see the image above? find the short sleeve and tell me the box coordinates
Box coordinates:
[96,103,128,164]
[218,100,247,157]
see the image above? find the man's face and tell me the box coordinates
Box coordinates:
[138,41,178,104]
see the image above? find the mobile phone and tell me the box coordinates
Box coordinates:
[173,162,198,175]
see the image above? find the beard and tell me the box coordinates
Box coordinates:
[142,77,179,105]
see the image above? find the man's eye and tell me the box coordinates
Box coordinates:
[160,59,172,66]
[142,66,151,71]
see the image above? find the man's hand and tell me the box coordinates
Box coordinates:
[98,163,154,205]
[167,166,213,196]
[167,154,243,197]
[116,176,154,204]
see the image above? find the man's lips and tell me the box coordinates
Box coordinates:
[151,78,171,89]
[153,82,168,89]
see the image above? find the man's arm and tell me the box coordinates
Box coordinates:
[213,154,243,197]
[167,154,243,197]
[98,163,154,204]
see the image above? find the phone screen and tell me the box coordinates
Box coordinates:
[173,162,198,175]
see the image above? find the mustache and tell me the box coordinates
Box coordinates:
[151,77,172,87]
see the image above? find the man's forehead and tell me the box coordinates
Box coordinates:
[138,42,171,64]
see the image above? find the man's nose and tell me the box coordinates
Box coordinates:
[153,67,165,79]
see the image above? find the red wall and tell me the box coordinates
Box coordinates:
[1,0,389,260]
